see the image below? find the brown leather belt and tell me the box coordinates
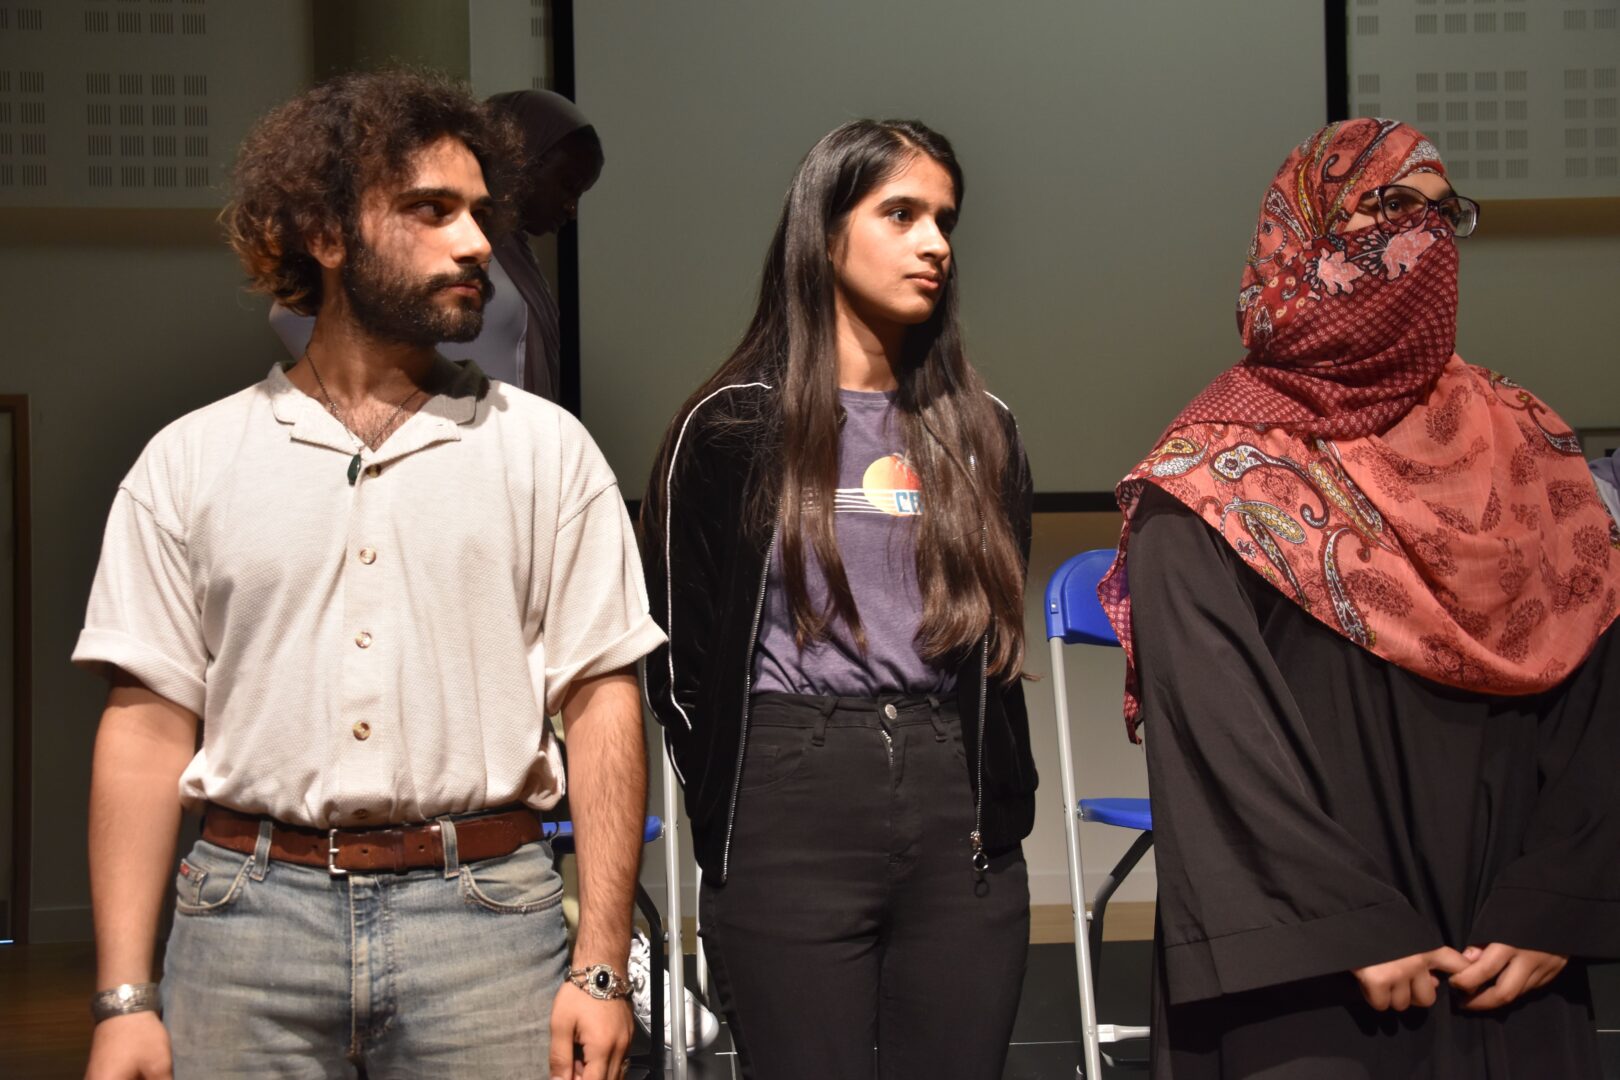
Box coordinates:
[201,804,544,875]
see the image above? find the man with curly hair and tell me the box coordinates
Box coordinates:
[75,69,663,1080]
[266,87,606,401]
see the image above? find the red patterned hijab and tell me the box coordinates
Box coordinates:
[1101,119,1619,739]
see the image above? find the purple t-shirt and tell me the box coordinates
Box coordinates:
[752,389,955,697]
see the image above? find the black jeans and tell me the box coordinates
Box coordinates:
[699,693,1030,1080]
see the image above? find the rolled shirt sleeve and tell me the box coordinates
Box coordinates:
[73,485,207,716]
[536,428,666,717]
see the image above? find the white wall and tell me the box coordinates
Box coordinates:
[574,0,1328,497]
[0,210,286,940]
[1454,225,1620,415]
[574,3,1620,499]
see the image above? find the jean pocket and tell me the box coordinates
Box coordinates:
[459,842,565,914]
[737,724,814,794]
[173,840,254,916]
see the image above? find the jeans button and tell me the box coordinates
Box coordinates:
[883,703,898,720]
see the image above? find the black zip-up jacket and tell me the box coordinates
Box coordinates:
[643,382,1038,881]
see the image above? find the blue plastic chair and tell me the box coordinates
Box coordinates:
[1046,549,1154,1077]
[541,816,667,847]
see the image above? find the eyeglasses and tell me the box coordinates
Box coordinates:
[1366,183,1481,237]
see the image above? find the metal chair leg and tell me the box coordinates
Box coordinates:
[694,864,710,999]
[661,752,689,1078]
[1084,829,1154,998]
[1049,638,1105,1080]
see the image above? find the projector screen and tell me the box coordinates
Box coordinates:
[575,2,1327,496]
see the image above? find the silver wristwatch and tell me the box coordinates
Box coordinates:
[565,963,639,1001]
[91,981,161,1023]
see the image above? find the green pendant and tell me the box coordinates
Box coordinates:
[347,453,362,486]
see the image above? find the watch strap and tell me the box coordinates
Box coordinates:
[90,981,161,1023]
[565,963,637,1000]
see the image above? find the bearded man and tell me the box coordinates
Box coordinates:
[76,70,663,1080]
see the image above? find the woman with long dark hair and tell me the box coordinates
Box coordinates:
[642,119,1036,1078]
[1103,118,1620,1077]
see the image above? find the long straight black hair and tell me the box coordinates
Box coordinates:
[647,119,1025,680]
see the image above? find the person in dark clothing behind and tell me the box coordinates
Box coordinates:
[481,88,602,400]
[1099,118,1620,1079]
[641,119,1036,1080]
[269,88,601,401]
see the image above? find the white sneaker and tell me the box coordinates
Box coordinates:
[628,929,721,1051]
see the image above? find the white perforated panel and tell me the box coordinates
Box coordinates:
[1348,0,1620,198]
[0,0,312,208]
[468,0,550,100]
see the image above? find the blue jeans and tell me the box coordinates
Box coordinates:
[160,820,569,1079]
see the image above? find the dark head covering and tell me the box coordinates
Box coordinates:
[482,90,602,401]
[487,89,593,161]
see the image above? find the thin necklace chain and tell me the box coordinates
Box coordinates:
[305,352,422,451]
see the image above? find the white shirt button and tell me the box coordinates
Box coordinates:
[353,721,372,741]
[355,631,373,649]
[358,548,377,565]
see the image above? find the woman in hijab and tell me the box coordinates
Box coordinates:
[268,89,601,401]
[1101,118,1620,1078]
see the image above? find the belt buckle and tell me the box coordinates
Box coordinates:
[327,828,348,876]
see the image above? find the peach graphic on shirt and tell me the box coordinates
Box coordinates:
[861,454,922,515]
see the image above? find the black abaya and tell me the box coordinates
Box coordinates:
[1127,484,1620,1079]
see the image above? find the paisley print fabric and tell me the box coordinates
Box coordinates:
[1101,119,1620,739]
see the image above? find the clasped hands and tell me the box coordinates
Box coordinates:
[1351,944,1567,1013]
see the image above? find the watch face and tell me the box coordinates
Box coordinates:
[571,964,626,999]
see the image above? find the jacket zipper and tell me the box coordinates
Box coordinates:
[969,452,991,875]
[970,636,989,874]
[720,523,779,882]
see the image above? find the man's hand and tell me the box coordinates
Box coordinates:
[549,982,633,1080]
[84,1012,172,1080]
[554,668,644,1078]
[1450,944,1567,1010]
[1352,947,1470,1011]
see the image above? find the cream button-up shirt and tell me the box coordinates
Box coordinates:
[74,361,665,827]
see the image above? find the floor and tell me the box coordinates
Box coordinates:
[3,940,1615,1078]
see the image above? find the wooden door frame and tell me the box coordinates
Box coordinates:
[0,395,31,944]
